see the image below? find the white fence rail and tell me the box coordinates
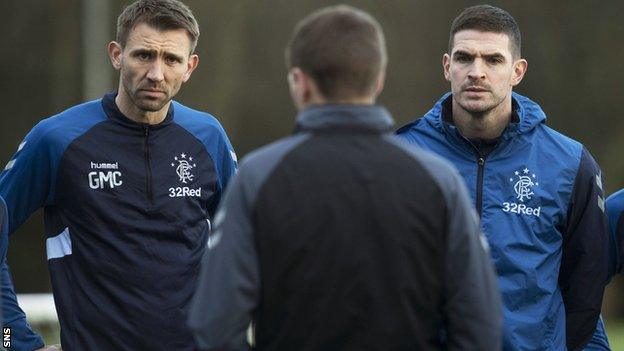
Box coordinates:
[17,294,58,324]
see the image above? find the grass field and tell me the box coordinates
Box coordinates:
[607,321,624,350]
[36,319,624,348]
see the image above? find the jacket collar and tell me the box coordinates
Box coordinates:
[295,104,394,133]
[101,91,174,129]
[424,92,546,139]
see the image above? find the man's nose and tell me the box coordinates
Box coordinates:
[467,59,486,80]
[146,60,165,82]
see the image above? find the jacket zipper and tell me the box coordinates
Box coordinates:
[476,156,485,217]
[143,126,154,203]
[458,132,487,217]
[454,128,505,217]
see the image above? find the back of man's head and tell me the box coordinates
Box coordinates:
[285,5,387,102]
[116,0,200,54]
[449,4,521,59]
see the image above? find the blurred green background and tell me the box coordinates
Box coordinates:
[2,0,624,346]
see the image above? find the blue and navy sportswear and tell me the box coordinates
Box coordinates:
[606,189,624,277]
[397,93,610,351]
[0,92,237,350]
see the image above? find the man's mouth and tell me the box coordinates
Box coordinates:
[464,86,489,92]
[139,89,166,98]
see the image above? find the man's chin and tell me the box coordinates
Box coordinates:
[136,99,169,112]
[459,100,495,115]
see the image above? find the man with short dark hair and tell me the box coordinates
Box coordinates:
[397,5,610,351]
[189,5,501,351]
[0,0,237,349]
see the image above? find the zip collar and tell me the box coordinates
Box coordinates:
[101,91,174,129]
[294,104,394,133]
[422,92,546,140]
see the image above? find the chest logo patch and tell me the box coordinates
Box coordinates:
[171,153,196,184]
[502,168,541,217]
[169,153,202,198]
[511,167,539,202]
[89,162,123,190]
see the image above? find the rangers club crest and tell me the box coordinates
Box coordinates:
[509,167,539,202]
[171,153,196,184]
[502,168,541,217]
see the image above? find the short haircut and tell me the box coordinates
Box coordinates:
[116,0,200,54]
[449,4,521,58]
[285,5,387,101]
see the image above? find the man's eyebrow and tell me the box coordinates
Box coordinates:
[165,52,185,61]
[452,50,473,57]
[483,52,506,59]
[452,50,506,59]
[129,48,186,61]
[130,48,156,55]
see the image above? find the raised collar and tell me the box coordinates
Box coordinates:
[423,92,545,140]
[101,91,174,129]
[440,94,521,125]
[295,104,394,133]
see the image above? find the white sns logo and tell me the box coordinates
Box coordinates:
[171,153,196,184]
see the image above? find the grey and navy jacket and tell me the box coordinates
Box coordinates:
[0,92,237,350]
[397,93,610,351]
[188,104,502,351]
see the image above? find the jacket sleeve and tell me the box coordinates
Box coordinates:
[1,202,44,351]
[0,124,57,350]
[188,166,258,351]
[444,169,502,351]
[2,260,45,350]
[206,127,238,220]
[559,147,609,351]
[606,189,624,278]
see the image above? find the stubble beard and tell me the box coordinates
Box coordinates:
[458,92,506,119]
[119,65,177,113]
[124,81,171,113]
[134,95,169,112]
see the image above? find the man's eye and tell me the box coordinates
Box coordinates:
[138,53,151,60]
[166,56,180,64]
[455,56,471,62]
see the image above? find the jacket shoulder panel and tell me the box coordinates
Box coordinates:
[172,102,230,139]
[607,189,624,224]
[383,134,464,203]
[238,133,312,206]
[535,124,583,159]
[1,99,107,210]
[34,99,108,149]
[607,188,624,273]
[172,102,237,192]
[395,117,444,148]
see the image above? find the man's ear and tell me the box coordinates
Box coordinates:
[287,67,308,108]
[108,41,123,70]
[511,58,528,86]
[442,53,451,82]
[182,54,199,83]
[373,69,386,98]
